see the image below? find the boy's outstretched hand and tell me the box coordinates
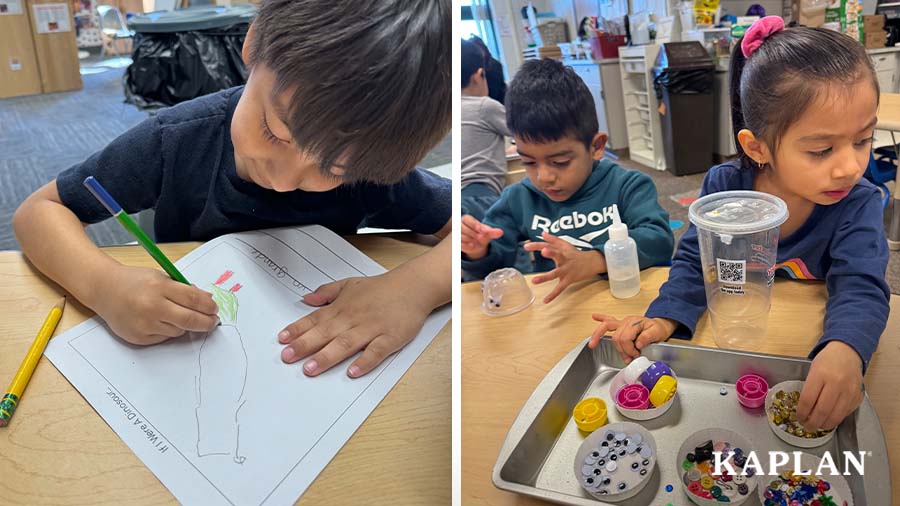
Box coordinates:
[797,341,864,431]
[278,272,433,378]
[92,265,220,345]
[461,214,503,260]
[589,314,677,363]
[524,232,606,304]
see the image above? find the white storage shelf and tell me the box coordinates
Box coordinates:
[619,44,666,171]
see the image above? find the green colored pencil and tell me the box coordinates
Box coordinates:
[83,176,189,284]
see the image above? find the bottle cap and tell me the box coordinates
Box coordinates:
[608,204,629,241]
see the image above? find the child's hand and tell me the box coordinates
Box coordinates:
[590,314,677,363]
[278,273,431,378]
[92,265,220,345]
[797,341,864,431]
[524,232,606,304]
[461,214,503,260]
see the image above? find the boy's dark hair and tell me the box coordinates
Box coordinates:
[468,36,507,104]
[505,58,598,147]
[462,38,486,88]
[248,0,450,185]
[730,27,878,170]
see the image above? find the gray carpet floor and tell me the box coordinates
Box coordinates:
[0,65,148,248]
[2,63,899,291]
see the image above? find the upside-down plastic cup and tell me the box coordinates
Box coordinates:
[481,268,534,317]
[688,191,788,350]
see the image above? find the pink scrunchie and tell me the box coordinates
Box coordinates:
[741,16,785,58]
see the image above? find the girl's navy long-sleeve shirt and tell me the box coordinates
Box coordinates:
[646,162,889,371]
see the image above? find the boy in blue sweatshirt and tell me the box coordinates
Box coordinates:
[461,59,674,303]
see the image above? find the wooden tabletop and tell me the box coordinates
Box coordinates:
[462,268,900,505]
[0,233,450,505]
[877,92,900,131]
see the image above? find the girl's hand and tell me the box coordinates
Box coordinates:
[524,232,606,304]
[590,314,677,363]
[797,341,864,431]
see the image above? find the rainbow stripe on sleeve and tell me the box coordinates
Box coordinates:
[775,259,816,280]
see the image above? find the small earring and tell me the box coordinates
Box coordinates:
[757,160,766,170]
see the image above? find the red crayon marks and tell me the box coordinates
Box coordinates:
[229,284,242,293]
[215,270,234,286]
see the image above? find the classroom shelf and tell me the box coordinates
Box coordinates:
[619,44,666,172]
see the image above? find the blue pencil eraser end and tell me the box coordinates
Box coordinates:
[83,176,123,215]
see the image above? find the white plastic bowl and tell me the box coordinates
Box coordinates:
[765,380,835,448]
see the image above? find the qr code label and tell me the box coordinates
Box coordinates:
[717,258,746,285]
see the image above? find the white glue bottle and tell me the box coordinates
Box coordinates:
[604,206,641,299]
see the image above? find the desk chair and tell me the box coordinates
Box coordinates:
[867,149,895,210]
[97,5,135,58]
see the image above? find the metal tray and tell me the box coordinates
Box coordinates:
[492,338,891,505]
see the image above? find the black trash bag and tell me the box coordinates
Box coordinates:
[124,23,249,110]
[653,68,714,99]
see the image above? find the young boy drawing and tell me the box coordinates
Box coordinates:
[13,0,451,379]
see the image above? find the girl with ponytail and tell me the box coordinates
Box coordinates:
[591,17,888,433]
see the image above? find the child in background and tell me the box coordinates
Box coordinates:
[13,0,451,379]
[462,59,673,303]
[591,17,889,432]
[468,36,506,105]
[461,38,510,221]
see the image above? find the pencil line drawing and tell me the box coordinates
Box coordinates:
[45,227,449,506]
[195,270,249,464]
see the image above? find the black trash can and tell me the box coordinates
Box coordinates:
[653,42,715,176]
[124,4,256,110]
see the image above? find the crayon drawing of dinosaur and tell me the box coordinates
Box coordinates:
[195,270,248,464]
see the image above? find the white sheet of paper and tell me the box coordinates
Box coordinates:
[32,3,70,33]
[0,0,23,16]
[45,226,450,506]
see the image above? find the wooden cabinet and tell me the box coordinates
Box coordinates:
[0,5,43,98]
[27,0,82,93]
[567,60,629,151]
[0,0,81,98]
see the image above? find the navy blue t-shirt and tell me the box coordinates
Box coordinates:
[56,86,450,243]
[646,162,889,371]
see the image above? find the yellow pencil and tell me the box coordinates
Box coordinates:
[0,296,66,427]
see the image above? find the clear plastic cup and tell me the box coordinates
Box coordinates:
[481,268,534,317]
[688,191,788,350]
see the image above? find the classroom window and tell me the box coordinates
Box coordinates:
[461,0,501,61]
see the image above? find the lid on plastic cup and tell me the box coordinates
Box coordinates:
[688,190,788,235]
